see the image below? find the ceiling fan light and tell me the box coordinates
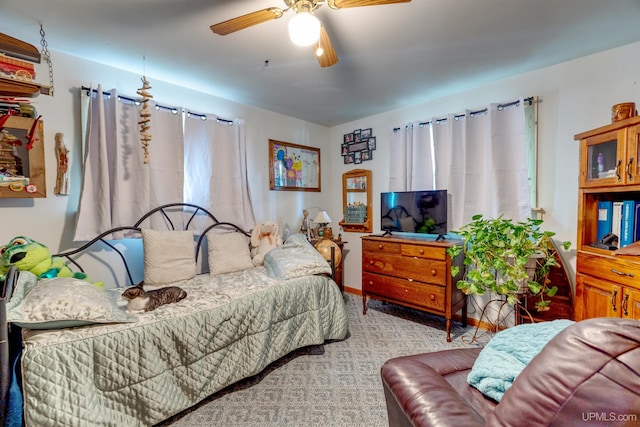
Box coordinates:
[288,12,321,46]
[315,46,324,57]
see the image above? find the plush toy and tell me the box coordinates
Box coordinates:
[0,236,88,281]
[250,222,282,266]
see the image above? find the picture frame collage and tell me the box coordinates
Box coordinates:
[342,128,376,164]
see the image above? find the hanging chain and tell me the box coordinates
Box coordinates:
[39,23,54,96]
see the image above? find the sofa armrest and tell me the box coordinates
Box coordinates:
[381,356,485,427]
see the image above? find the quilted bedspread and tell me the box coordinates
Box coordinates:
[20,267,349,426]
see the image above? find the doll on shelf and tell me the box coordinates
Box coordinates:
[300,209,315,240]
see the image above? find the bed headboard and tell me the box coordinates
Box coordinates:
[55,203,250,287]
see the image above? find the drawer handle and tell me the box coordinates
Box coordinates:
[611,289,618,312]
[429,294,435,301]
[368,281,374,287]
[378,244,383,249]
[419,249,424,255]
[622,293,629,316]
[430,269,436,276]
[369,260,374,265]
[611,268,634,277]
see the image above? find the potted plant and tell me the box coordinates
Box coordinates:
[446,215,571,311]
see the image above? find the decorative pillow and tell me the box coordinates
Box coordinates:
[263,233,332,279]
[467,319,574,402]
[207,231,254,275]
[141,229,196,285]
[7,272,137,329]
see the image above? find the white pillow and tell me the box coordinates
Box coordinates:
[141,229,196,285]
[7,273,136,329]
[208,231,254,275]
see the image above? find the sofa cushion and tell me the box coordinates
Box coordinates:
[486,317,640,426]
[381,348,491,427]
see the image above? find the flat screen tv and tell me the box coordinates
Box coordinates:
[380,190,447,238]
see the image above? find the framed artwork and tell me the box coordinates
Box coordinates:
[269,139,321,191]
[342,128,376,163]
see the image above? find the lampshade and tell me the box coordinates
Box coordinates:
[288,12,321,47]
[313,210,331,225]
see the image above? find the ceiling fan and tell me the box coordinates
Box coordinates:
[210,0,412,68]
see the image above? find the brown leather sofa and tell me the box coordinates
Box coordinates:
[381,317,640,427]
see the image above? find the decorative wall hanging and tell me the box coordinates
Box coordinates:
[269,139,320,192]
[54,132,69,195]
[137,76,152,164]
[0,115,46,198]
[342,128,376,164]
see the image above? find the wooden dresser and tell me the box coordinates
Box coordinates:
[361,235,466,342]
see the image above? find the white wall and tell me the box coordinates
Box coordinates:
[3,41,640,294]
[331,41,640,294]
[0,50,333,281]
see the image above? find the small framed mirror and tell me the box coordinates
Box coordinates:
[339,169,372,233]
[0,115,46,198]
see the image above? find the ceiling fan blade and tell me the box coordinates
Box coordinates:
[314,25,338,68]
[210,8,284,35]
[329,0,411,8]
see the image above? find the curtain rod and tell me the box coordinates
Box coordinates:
[80,86,234,125]
[391,97,536,130]
[413,96,535,128]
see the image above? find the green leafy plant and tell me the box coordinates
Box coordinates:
[446,215,571,310]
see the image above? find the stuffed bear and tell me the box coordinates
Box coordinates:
[250,222,282,266]
[0,236,88,281]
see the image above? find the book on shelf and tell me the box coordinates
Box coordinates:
[612,201,624,247]
[633,203,640,243]
[620,200,637,248]
[596,200,613,242]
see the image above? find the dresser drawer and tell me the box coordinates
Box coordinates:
[362,240,401,254]
[401,244,446,261]
[578,251,640,289]
[362,252,446,284]
[363,272,446,312]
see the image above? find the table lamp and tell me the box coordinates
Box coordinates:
[313,210,332,239]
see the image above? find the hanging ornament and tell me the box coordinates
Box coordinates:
[40,23,55,96]
[137,75,152,164]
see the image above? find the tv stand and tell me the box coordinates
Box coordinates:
[361,235,467,342]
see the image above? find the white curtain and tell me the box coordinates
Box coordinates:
[184,116,255,231]
[391,99,531,231]
[74,86,184,240]
[389,122,435,192]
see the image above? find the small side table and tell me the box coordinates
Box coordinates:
[311,238,346,291]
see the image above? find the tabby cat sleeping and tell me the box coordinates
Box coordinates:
[121,281,187,312]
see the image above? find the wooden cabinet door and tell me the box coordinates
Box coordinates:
[626,123,640,185]
[622,287,640,319]
[579,274,621,319]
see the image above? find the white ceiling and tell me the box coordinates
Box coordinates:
[2,0,640,126]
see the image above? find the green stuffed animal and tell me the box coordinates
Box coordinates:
[0,236,88,281]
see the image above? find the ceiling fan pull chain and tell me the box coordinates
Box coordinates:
[40,22,55,96]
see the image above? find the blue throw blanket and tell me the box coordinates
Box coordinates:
[467,319,573,402]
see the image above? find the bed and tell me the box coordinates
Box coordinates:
[0,203,349,427]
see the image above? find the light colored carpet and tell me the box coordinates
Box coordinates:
[158,293,478,427]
